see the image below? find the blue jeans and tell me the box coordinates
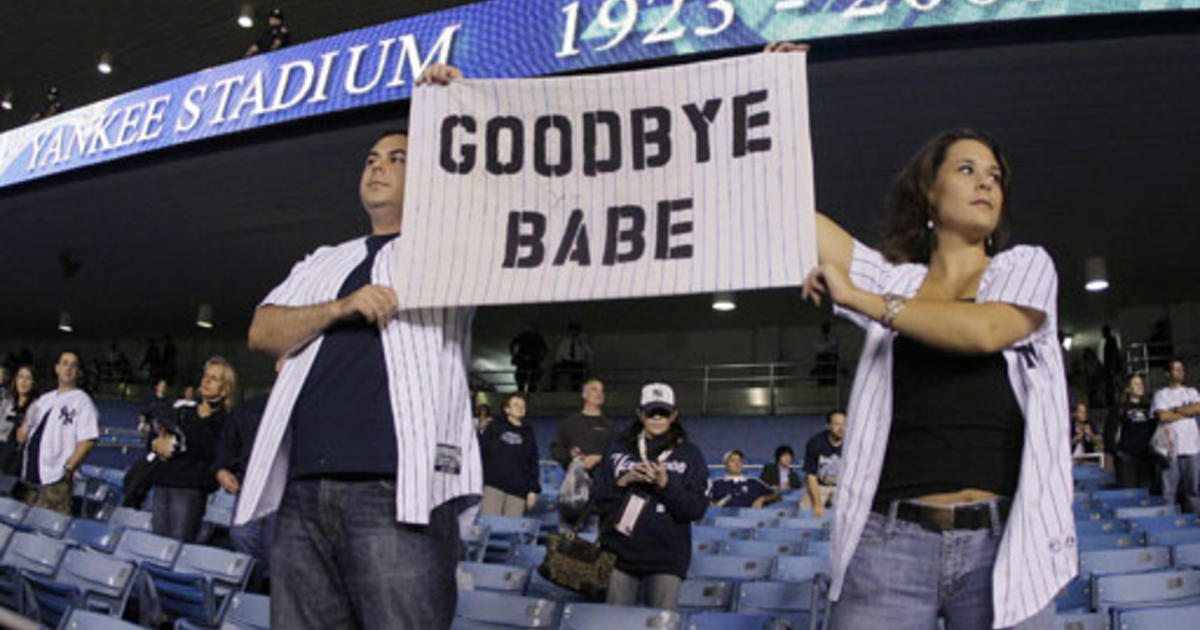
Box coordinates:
[229,499,276,584]
[830,504,1054,630]
[271,478,463,630]
[150,486,206,543]
[1161,453,1200,513]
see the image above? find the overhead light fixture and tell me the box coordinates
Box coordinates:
[238,4,255,28]
[712,291,737,312]
[0,92,12,111]
[58,311,73,333]
[196,303,214,329]
[1061,333,1073,352]
[97,52,113,75]
[1084,257,1109,292]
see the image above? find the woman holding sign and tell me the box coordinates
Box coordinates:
[591,382,708,610]
[771,42,1072,630]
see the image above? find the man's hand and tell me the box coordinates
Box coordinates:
[337,285,398,325]
[581,454,603,470]
[416,63,463,86]
[526,492,538,510]
[764,42,811,54]
[216,469,241,494]
[812,503,826,518]
[751,496,768,509]
[152,434,174,459]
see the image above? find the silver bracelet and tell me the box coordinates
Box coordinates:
[881,294,908,329]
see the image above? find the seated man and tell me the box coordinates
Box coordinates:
[707,450,779,508]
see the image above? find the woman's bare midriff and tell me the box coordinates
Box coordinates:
[914,488,998,505]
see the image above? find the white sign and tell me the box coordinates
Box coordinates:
[396,52,816,308]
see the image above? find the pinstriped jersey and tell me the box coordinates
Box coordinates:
[234,235,483,526]
[831,240,1077,628]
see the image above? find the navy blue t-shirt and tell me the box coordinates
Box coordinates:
[290,234,398,479]
[707,476,775,508]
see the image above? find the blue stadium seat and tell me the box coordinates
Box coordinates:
[63,518,121,553]
[722,540,803,558]
[1075,519,1129,536]
[524,569,586,603]
[677,578,734,612]
[0,522,15,555]
[1115,505,1178,519]
[693,526,752,542]
[21,571,82,628]
[1109,601,1200,628]
[50,548,136,616]
[559,602,683,630]
[735,581,820,626]
[1073,507,1115,522]
[215,591,271,630]
[1175,542,1200,568]
[752,528,822,544]
[1052,611,1104,630]
[0,496,30,527]
[60,608,146,629]
[458,562,529,593]
[454,589,559,628]
[776,517,829,531]
[461,523,490,563]
[1079,546,1171,576]
[1093,488,1149,502]
[693,539,721,556]
[1092,569,1200,617]
[477,515,539,563]
[112,528,181,568]
[508,543,547,570]
[1145,528,1200,548]
[1077,531,1144,552]
[1130,514,1200,532]
[806,541,831,558]
[736,507,796,520]
[18,506,71,538]
[107,507,154,531]
[713,516,778,530]
[685,611,801,630]
[1,531,68,577]
[140,562,220,626]
[1055,576,1091,612]
[688,555,773,581]
[173,544,255,596]
[771,556,831,583]
[1099,496,1168,510]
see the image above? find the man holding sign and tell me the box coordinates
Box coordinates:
[238,65,479,629]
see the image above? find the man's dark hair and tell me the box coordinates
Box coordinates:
[826,410,845,424]
[374,127,408,144]
[1167,357,1185,371]
[881,129,1013,264]
[58,349,81,364]
[773,445,794,462]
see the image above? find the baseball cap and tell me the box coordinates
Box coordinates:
[639,382,676,415]
[270,7,284,19]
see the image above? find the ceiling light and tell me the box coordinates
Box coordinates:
[97,52,113,75]
[1084,256,1109,292]
[712,291,737,312]
[196,303,214,329]
[0,93,12,111]
[1061,334,1073,351]
[238,4,255,28]
[58,311,73,333]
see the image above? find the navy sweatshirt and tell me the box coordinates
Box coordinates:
[479,418,541,497]
[593,434,708,578]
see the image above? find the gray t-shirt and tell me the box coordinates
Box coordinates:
[549,412,614,468]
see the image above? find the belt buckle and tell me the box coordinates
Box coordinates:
[924,505,955,531]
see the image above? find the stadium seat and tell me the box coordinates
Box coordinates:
[1115,505,1178,519]
[1092,568,1200,617]
[1099,496,1168,510]
[461,523,489,563]
[0,496,30,527]
[112,528,180,568]
[1175,542,1200,568]
[1077,531,1144,552]
[721,539,803,558]
[458,561,529,593]
[677,578,734,612]
[736,507,796,520]
[1144,528,1200,547]
[752,528,821,544]
[525,569,586,603]
[685,611,802,630]
[1052,611,1104,630]
[735,581,820,628]
[776,517,829,531]
[693,539,721,555]
[209,590,270,630]
[1055,576,1091,612]
[173,544,255,596]
[1079,546,1171,576]
[1093,488,1149,502]
[1,531,68,577]
[1129,514,1200,531]
[140,562,220,626]
[1109,600,1200,628]
[771,556,832,583]
[477,515,539,562]
[49,548,136,616]
[18,506,71,538]
[0,522,14,555]
[454,589,559,628]
[559,602,683,630]
[713,516,778,530]
[21,571,82,628]
[508,543,547,570]
[107,507,153,531]
[806,541,831,558]
[1074,519,1129,536]
[688,555,773,581]
[59,608,146,629]
[63,518,122,553]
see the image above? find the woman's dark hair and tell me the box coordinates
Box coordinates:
[773,445,794,463]
[10,364,37,408]
[881,129,1013,264]
[621,412,687,460]
[1119,373,1145,407]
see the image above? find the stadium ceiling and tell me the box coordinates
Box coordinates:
[0,5,1197,343]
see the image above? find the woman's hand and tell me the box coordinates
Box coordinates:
[764,42,811,54]
[416,63,463,86]
[802,263,861,309]
[649,463,669,489]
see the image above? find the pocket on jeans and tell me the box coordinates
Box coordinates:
[857,513,891,545]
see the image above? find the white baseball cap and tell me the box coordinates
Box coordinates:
[639,382,676,415]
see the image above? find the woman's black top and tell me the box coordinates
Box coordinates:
[873,334,1025,511]
[1108,399,1154,456]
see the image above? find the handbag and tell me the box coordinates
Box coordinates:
[537,504,615,600]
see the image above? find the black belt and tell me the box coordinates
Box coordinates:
[883,498,1011,532]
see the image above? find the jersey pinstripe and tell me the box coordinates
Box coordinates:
[830,240,1077,628]
[234,235,482,526]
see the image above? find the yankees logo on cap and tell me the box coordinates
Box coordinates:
[639,382,676,415]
